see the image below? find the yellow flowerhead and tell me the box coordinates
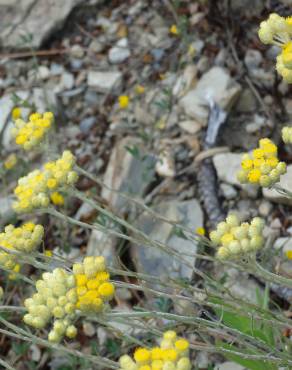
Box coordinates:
[119,95,129,109]
[237,138,285,187]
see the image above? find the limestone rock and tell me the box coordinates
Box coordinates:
[101,136,155,211]
[179,67,241,125]
[0,0,83,49]
[131,199,203,290]
[108,38,130,64]
[87,70,122,92]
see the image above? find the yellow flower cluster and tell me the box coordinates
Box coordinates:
[13,150,78,213]
[23,267,77,343]
[0,223,44,271]
[23,256,115,342]
[119,331,191,370]
[237,138,286,187]
[210,214,265,260]
[73,256,115,313]
[282,126,292,144]
[11,112,54,150]
[258,13,292,82]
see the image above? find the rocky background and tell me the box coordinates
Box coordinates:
[1,0,292,369]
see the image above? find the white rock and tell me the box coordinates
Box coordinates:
[155,151,175,177]
[108,38,130,64]
[75,203,95,220]
[213,153,258,198]
[259,200,273,217]
[1,0,83,49]
[89,39,104,53]
[244,48,263,70]
[36,65,50,80]
[87,70,122,92]
[178,120,202,134]
[215,362,245,370]
[196,352,209,369]
[32,87,57,113]
[179,67,241,125]
[29,344,41,362]
[70,44,84,59]
[82,322,95,337]
[57,72,75,91]
[220,183,237,199]
[263,165,292,204]
[172,65,197,97]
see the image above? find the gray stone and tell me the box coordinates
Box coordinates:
[179,67,241,125]
[216,266,261,304]
[196,352,209,369]
[80,116,96,133]
[115,288,132,300]
[131,199,203,289]
[32,88,57,113]
[89,39,104,53]
[101,137,155,211]
[245,114,266,134]
[155,151,175,178]
[50,63,65,76]
[213,153,258,198]
[172,65,197,97]
[178,120,202,134]
[0,197,14,228]
[215,362,245,370]
[266,45,281,60]
[88,137,156,267]
[220,183,237,200]
[70,44,84,59]
[86,228,119,268]
[244,49,263,70]
[87,70,122,92]
[56,72,75,91]
[35,65,50,80]
[259,200,273,217]
[235,88,257,113]
[82,322,95,337]
[108,38,130,64]
[263,165,292,204]
[0,0,83,49]
[74,203,95,221]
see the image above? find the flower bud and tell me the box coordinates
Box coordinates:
[217,222,230,234]
[228,240,241,255]
[209,231,221,245]
[226,214,239,227]
[66,325,77,338]
[250,235,264,250]
[217,247,230,260]
[48,330,61,343]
